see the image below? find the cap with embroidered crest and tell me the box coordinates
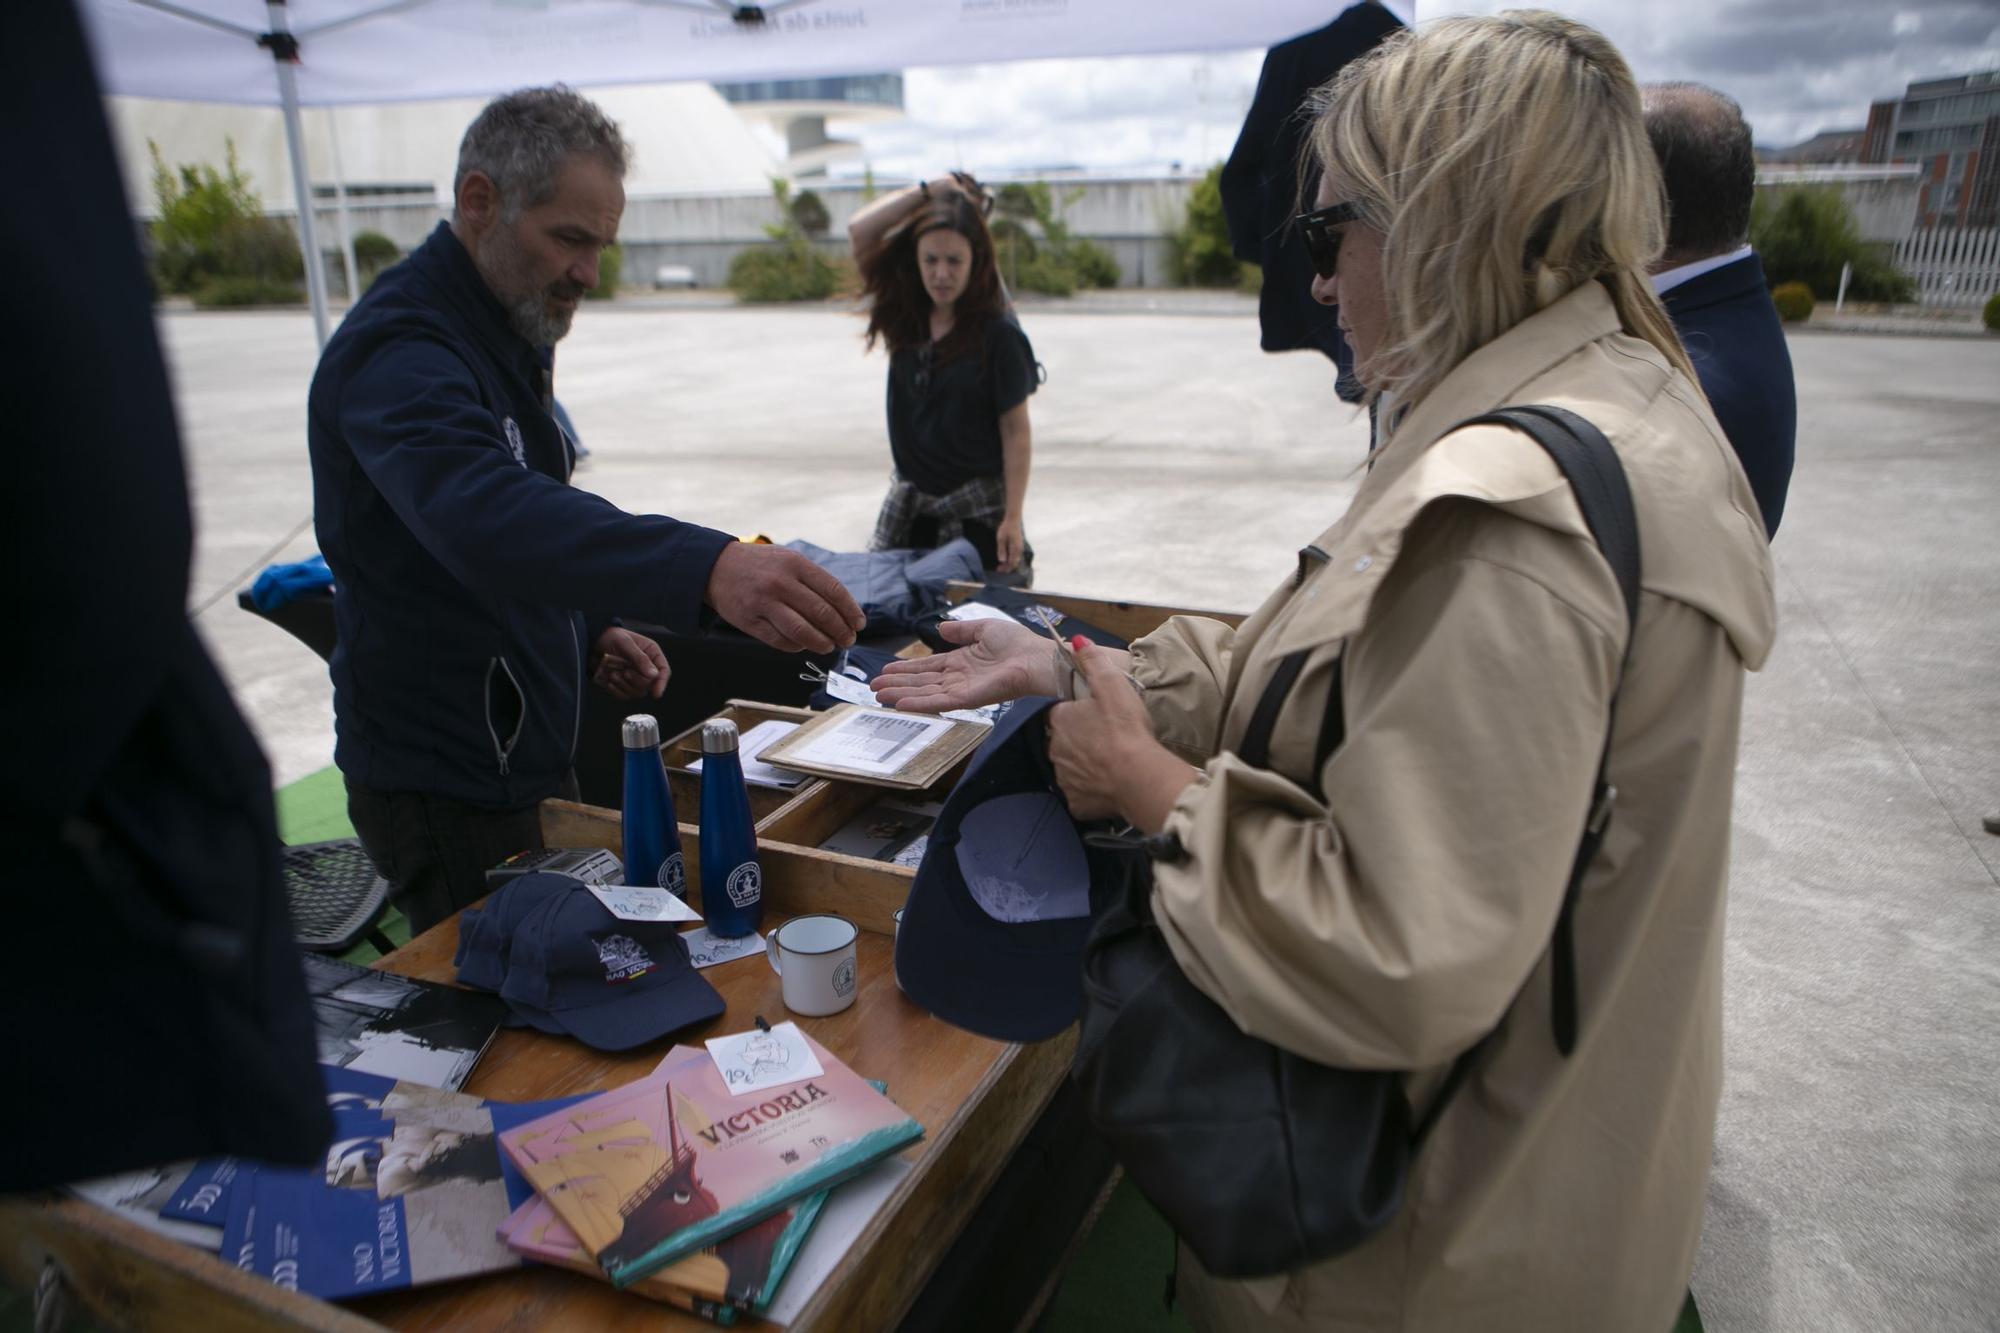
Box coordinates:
[498,882,723,1051]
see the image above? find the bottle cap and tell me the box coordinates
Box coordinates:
[701,719,741,754]
[622,714,661,749]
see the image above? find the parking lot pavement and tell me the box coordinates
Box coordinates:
[160,305,1999,1332]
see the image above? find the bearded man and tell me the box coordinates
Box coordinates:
[309,87,861,933]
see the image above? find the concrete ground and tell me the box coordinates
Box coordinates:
[163,299,1998,1332]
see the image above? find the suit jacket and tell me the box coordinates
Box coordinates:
[0,0,331,1189]
[1220,2,1403,376]
[1662,253,1797,536]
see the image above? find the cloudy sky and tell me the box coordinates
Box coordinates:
[827,0,2000,181]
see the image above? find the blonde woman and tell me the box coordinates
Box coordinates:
[876,11,1775,1330]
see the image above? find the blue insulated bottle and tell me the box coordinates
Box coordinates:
[621,715,687,901]
[698,719,764,938]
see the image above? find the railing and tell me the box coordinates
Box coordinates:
[1893,226,2000,308]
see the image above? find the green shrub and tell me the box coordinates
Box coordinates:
[352,230,399,270]
[215,215,303,284]
[729,236,841,301]
[194,276,305,308]
[587,242,622,299]
[1167,164,1241,287]
[992,182,1120,295]
[1238,262,1263,296]
[1984,292,2000,332]
[1770,281,1815,323]
[351,229,400,289]
[1066,237,1122,290]
[148,139,302,299]
[1751,186,1913,303]
[730,179,843,302]
[1014,251,1077,297]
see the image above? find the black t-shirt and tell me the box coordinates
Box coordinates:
[886,316,1038,496]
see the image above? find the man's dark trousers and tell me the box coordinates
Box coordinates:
[348,773,579,936]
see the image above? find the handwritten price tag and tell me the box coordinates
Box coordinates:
[587,884,702,923]
[705,1022,824,1096]
[679,926,764,970]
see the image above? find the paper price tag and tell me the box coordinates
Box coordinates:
[679,926,764,970]
[705,1021,825,1096]
[943,601,1017,624]
[587,884,703,923]
[822,671,881,708]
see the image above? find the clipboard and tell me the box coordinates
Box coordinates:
[757,703,989,791]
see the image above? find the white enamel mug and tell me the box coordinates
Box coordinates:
[766,914,859,1016]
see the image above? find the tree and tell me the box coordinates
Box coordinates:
[1751,186,1913,303]
[1166,163,1251,289]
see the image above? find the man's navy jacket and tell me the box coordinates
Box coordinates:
[1663,252,1797,537]
[1221,2,1403,372]
[309,223,735,808]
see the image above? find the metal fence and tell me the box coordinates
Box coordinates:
[1892,227,2000,308]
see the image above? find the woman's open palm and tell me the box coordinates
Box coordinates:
[870,617,1055,713]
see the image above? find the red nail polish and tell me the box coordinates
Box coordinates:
[1070,635,1089,653]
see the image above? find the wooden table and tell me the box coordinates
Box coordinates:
[1,797,1074,1332]
[1,587,1243,1331]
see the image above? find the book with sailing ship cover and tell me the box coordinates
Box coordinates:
[493,1046,850,1320]
[499,1033,922,1287]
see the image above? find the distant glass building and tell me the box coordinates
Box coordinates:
[714,74,904,176]
[1861,69,2000,228]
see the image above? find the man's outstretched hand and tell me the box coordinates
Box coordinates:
[704,543,865,655]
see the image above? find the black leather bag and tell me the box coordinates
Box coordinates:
[1069,405,1642,1279]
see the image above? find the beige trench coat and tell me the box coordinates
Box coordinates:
[1130,281,1777,1333]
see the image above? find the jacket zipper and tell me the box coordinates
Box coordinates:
[485,656,527,776]
[569,619,584,761]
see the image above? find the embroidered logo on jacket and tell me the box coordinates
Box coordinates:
[503,416,527,467]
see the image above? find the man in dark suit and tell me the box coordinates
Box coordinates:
[1644,83,1797,537]
[1221,2,1405,403]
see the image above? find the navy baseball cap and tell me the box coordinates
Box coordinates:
[498,885,724,1051]
[894,698,1122,1042]
[454,871,576,995]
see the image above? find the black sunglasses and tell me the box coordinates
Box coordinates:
[1297,202,1361,280]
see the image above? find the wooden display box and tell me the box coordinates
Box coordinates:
[657,700,827,827]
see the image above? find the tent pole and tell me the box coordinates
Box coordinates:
[266,0,330,348]
[328,109,360,305]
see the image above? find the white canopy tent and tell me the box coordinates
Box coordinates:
[80,0,1387,345]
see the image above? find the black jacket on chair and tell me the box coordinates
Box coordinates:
[1,0,331,1189]
[1221,2,1404,375]
[1662,253,1797,537]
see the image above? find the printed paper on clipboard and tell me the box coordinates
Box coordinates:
[757,703,988,790]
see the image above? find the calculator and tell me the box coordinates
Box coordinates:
[484,846,625,888]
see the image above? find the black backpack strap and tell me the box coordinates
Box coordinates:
[1238,647,1312,771]
[1453,405,1641,1058]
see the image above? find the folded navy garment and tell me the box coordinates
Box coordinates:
[250,554,333,611]
[783,537,982,635]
